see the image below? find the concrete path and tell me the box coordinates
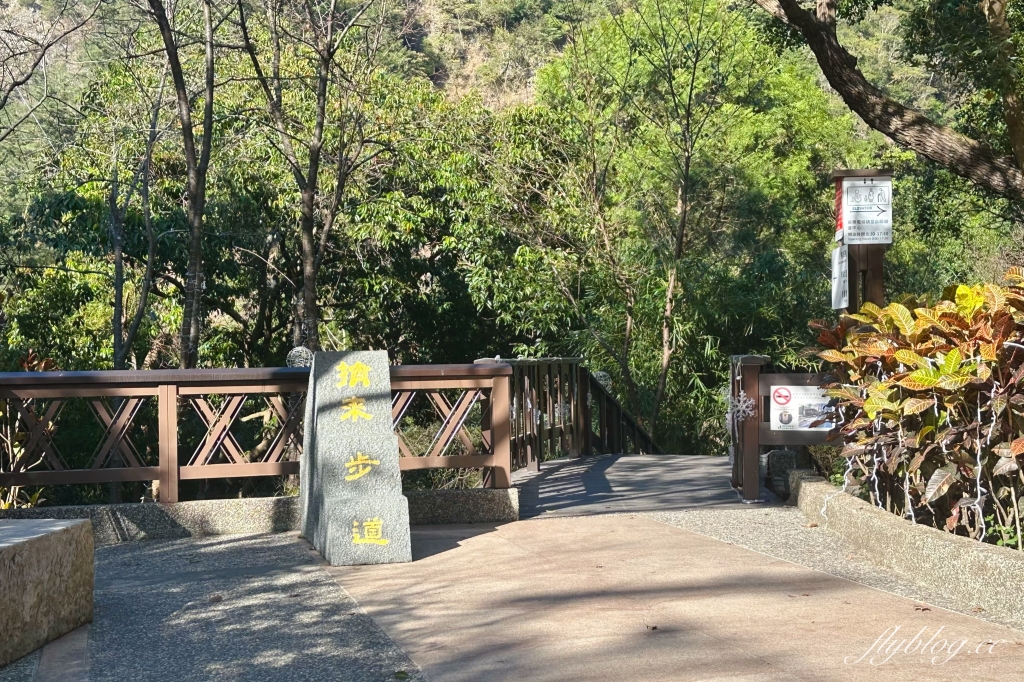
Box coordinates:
[514,454,775,517]
[0,533,425,682]
[4,454,1023,680]
[330,515,1024,681]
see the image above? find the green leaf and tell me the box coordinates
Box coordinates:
[885,303,915,337]
[941,348,962,374]
[864,395,898,418]
[898,368,941,390]
[860,302,884,320]
[955,285,984,318]
[893,349,929,369]
[937,374,972,391]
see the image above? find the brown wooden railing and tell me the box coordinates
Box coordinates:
[0,364,511,502]
[478,357,659,472]
[587,373,660,456]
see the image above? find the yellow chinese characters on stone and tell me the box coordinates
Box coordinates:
[340,396,373,422]
[336,361,372,389]
[352,518,389,545]
[344,452,380,481]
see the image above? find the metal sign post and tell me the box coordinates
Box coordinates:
[833,169,892,311]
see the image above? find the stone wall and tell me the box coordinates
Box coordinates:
[0,519,94,666]
[0,489,519,546]
[790,471,1024,630]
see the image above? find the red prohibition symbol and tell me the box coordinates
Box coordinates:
[773,387,792,405]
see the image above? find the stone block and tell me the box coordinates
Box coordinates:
[766,449,812,497]
[314,496,412,566]
[794,478,1024,630]
[301,351,412,565]
[0,519,93,666]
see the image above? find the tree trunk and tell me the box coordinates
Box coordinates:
[754,0,1024,200]
[109,164,126,369]
[299,186,320,350]
[147,0,216,368]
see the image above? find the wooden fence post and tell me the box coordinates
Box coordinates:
[490,372,512,488]
[158,382,179,503]
[741,362,762,502]
[579,366,591,457]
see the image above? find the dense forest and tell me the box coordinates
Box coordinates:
[1,0,1022,453]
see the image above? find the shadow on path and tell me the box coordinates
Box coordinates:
[513,454,777,518]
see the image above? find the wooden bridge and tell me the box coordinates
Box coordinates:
[0,358,658,502]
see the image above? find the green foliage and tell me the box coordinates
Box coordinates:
[2,0,1023,501]
[457,0,871,452]
[815,276,1024,547]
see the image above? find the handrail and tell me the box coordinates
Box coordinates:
[587,375,660,455]
[0,364,513,502]
[0,363,510,387]
[477,357,661,471]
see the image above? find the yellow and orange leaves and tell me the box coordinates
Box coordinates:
[817,349,851,364]
[893,348,929,369]
[883,302,916,337]
[902,397,936,416]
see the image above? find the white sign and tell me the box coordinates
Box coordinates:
[769,385,833,431]
[841,176,892,244]
[831,244,848,309]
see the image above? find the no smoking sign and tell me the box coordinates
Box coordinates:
[772,387,792,406]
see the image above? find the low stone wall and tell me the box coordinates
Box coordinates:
[0,497,300,546]
[0,519,94,666]
[405,488,519,525]
[0,488,519,545]
[790,471,1024,628]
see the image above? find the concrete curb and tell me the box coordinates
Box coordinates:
[0,489,519,545]
[0,497,298,546]
[789,470,1024,626]
[405,488,518,524]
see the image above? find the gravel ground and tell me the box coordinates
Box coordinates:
[1,532,425,682]
[641,506,1024,633]
[0,654,38,682]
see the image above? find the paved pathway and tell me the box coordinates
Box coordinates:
[513,454,775,517]
[332,515,1024,681]
[0,534,425,682]
[4,454,1024,681]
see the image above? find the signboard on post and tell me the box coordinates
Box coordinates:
[839,175,892,244]
[832,169,892,311]
[831,244,848,309]
[769,385,833,431]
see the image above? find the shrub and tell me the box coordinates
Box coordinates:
[814,270,1024,549]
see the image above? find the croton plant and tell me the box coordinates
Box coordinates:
[813,269,1024,548]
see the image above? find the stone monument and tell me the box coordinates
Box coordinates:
[300,351,412,565]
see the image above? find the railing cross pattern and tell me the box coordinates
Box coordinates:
[14,399,65,471]
[89,398,145,469]
[190,395,249,466]
[261,395,304,464]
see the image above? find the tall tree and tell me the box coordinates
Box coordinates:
[145,0,219,367]
[237,0,398,350]
[751,0,1024,201]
